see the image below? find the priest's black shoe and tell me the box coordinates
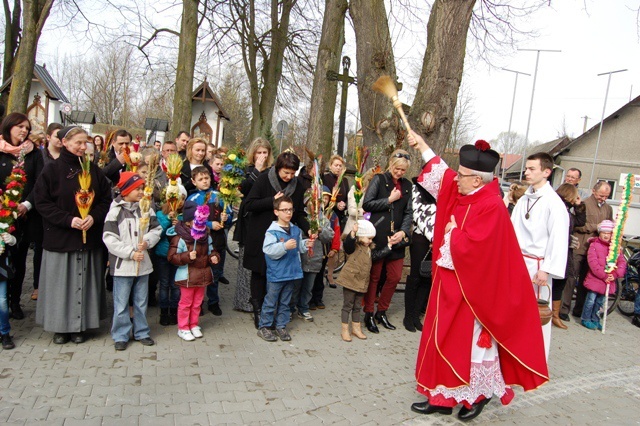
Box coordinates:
[558,313,570,322]
[364,313,379,333]
[410,401,452,415]
[375,311,396,330]
[457,397,491,422]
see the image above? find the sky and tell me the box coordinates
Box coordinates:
[29,0,640,148]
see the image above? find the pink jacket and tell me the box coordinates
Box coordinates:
[583,237,627,295]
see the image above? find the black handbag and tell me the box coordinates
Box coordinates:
[419,247,433,278]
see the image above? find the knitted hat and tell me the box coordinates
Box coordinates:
[183,201,198,222]
[459,140,500,173]
[356,220,376,238]
[321,186,332,197]
[598,220,615,233]
[117,172,144,196]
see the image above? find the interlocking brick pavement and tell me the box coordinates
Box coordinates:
[1,253,639,425]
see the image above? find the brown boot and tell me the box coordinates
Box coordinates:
[351,322,367,340]
[341,323,352,342]
[552,301,568,329]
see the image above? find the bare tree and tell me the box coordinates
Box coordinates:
[214,65,252,145]
[5,0,55,114]
[2,0,21,83]
[305,0,348,157]
[350,0,399,157]
[490,130,528,154]
[449,80,478,148]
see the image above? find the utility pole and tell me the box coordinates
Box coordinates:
[581,115,590,134]
[517,48,561,180]
[501,68,530,182]
[589,68,627,189]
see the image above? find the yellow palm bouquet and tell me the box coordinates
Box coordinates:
[75,154,94,244]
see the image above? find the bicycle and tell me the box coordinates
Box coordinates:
[616,238,640,316]
[225,217,239,259]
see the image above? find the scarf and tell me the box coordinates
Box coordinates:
[268,166,297,197]
[0,138,35,156]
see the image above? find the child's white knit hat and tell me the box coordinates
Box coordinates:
[356,220,376,238]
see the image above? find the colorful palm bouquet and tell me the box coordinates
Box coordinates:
[218,146,247,211]
[75,153,95,244]
[601,173,635,334]
[136,153,159,275]
[0,149,27,253]
[164,153,184,217]
[305,159,323,257]
[325,168,346,219]
[352,145,370,220]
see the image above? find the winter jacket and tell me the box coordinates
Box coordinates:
[583,236,627,295]
[263,221,308,283]
[186,189,233,250]
[243,169,309,273]
[233,165,267,244]
[301,219,334,273]
[573,195,613,256]
[103,197,162,277]
[362,171,412,260]
[167,221,219,288]
[34,147,112,252]
[180,160,214,195]
[154,210,174,258]
[337,233,391,293]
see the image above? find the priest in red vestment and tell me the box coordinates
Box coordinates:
[407,131,549,422]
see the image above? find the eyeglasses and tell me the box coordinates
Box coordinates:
[277,208,294,213]
[393,153,410,160]
[456,172,478,179]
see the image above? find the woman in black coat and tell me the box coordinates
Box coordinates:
[232,137,273,313]
[361,150,413,333]
[243,152,309,328]
[0,112,44,320]
[180,138,213,195]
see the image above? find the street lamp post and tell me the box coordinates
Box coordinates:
[588,69,627,189]
[517,48,561,179]
[501,68,530,182]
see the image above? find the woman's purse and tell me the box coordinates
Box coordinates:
[536,285,552,326]
[419,246,433,278]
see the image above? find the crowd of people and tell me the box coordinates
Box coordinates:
[0,112,637,422]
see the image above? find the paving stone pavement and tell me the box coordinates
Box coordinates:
[1,252,639,425]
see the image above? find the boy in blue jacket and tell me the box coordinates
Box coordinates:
[258,196,312,342]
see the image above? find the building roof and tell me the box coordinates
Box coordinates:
[1,63,69,103]
[144,118,170,132]
[500,153,522,170]
[556,94,640,155]
[192,79,230,121]
[69,110,96,125]
[504,136,572,175]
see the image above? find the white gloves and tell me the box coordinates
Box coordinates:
[1,232,16,246]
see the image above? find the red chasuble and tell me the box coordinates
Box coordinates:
[415,156,548,397]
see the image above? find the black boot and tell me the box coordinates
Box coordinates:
[168,308,178,325]
[159,308,170,326]
[10,303,24,320]
[364,312,379,333]
[375,311,396,330]
[251,299,262,330]
[414,278,431,332]
[404,277,419,332]
[632,315,640,328]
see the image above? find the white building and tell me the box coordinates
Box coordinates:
[191,79,230,147]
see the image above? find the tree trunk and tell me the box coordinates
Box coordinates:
[249,0,296,141]
[408,0,476,154]
[305,0,347,158]
[349,0,398,159]
[6,0,54,114]
[2,0,21,84]
[171,0,198,138]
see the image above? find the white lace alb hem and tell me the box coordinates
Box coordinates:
[419,160,448,200]
[436,231,454,270]
[430,358,507,404]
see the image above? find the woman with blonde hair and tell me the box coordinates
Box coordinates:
[232,137,273,312]
[361,150,413,333]
[180,137,213,195]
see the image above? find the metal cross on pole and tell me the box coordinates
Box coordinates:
[327,56,356,157]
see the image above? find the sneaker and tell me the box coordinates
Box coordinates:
[297,311,314,322]
[257,327,277,342]
[137,337,155,346]
[596,322,603,331]
[190,326,203,338]
[275,328,292,341]
[1,333,15,350]
[581,320,597,330]
[177,329,196,341]
[208,303,222,316]
[114,341,128,351]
